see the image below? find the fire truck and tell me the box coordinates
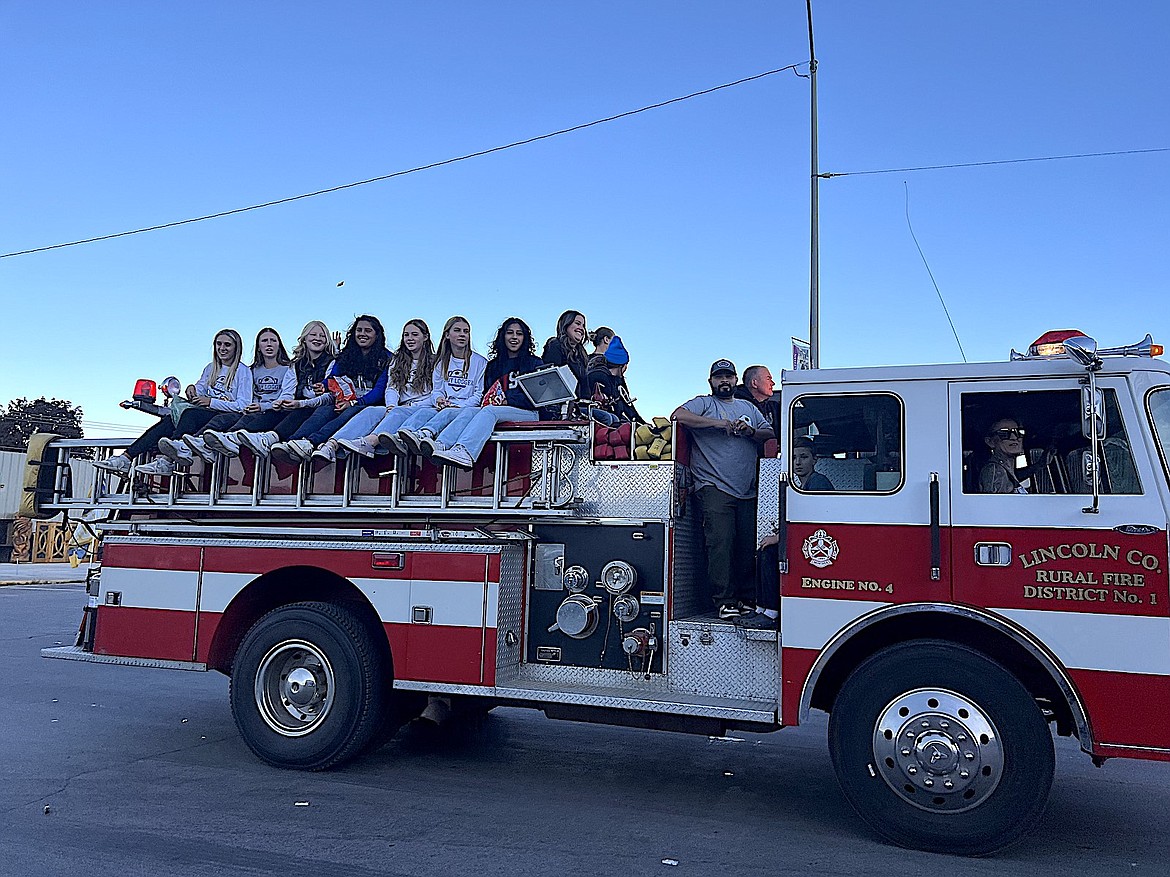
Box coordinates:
[31,330,1170,855]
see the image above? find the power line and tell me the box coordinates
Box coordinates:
[904,182,966,363]
[820,146,1169,178]
[1,64,805,260]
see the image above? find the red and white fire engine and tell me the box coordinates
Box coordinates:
[31,330,1170,855]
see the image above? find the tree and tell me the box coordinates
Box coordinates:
[0,397,84,451]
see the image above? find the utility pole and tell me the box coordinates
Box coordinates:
[806,0,820,368]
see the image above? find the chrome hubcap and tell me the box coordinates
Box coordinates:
[254,639,336,737]
[873,688,1003,813]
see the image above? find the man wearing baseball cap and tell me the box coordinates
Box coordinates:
[672,359,774,620]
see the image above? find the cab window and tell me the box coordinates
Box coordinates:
[1147,388,1170,484]
[960,389,1140,495]
[789,393,903,493]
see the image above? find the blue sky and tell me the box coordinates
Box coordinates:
[2,2,1167,436]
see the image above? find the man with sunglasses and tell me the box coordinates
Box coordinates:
[979,418,1036,493]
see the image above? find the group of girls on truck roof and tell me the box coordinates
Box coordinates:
[95,311,641,477]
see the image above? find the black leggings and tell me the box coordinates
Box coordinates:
[125,407,219,458]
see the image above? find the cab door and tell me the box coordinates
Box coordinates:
[947,377,1170,751]
[779,380,953,722]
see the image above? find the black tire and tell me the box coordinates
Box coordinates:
[229,601,390,770]
[828,639,1054,856]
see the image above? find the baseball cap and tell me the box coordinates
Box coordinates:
[709,359,736,377]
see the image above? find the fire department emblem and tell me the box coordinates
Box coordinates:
[802,529,839,569]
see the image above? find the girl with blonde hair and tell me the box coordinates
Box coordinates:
[96,328,252,477]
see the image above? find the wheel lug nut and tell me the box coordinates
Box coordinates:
[907,766,917,775]
[924,778,934,787]
[921,720,930,728]
[965,752,975,760]
[940,721,950,729]
[943,780,954,789]
[957,734,967,741]
[901,748,911,757]
[960,770,970,779]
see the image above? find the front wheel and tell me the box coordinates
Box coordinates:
[230,601,389,770]
[828,640,1054,855]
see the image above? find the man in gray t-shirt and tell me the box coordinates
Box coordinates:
[672,359,774,619]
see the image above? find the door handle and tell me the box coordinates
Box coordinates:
[974,543,1012,566]
[411,606,433,624]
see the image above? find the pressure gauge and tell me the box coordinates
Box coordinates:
[600,560,637,596]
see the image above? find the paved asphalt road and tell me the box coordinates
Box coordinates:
[2,584,1167,877]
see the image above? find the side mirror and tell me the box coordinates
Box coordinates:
[1081,385,1106,440]
[1082,450,1097,485]
[1064,335,1101,368]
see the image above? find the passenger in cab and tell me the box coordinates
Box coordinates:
[978,418,1040,494]
[95,329,251,477]
[271,315,390,462]
[231,320,336,458]
[791,437,833,491]
[424,317,545,470]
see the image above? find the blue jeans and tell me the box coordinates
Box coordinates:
[414,406,462,437]
[330,406,389,443]
[398,405,467,434]
[293,404,365,445]
[436,406,539,459]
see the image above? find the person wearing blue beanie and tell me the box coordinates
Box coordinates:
[587,335,643,423]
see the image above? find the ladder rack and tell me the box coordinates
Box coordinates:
[43,424,593,519]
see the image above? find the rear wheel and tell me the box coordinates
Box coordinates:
[230,601,389,770]
[828,640,1054,855]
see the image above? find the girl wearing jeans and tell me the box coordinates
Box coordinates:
[314,318,437,462]
[427,317,545,470]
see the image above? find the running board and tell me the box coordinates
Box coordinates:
[41,645,208,672]
[395,678,777,724]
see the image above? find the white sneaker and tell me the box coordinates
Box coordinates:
[311,440,340,462]
[418,432,439,457]
[287,438,315,460]
[339,435,379,458]
[204,430,242,457]
[182,434,216,463]
[158,438,195,467]
[94,454,132,475]
[393,429,424,455]
[268,442,298,464]
[135,457,175,477]
[432,444,475,470]
[239,430,278,456]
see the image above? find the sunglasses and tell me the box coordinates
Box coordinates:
[989,427,1025,440]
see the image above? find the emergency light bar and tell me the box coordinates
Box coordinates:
[1010,331,1163,362]
[132,379,157,404]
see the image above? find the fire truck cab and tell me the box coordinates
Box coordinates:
[36,331,1170,855]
